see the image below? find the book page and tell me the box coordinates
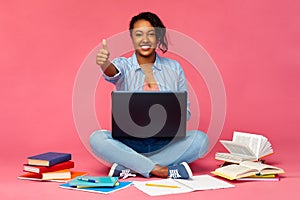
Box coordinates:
[233,131,263,158]
[220,140,256,157]
[214,164,258,179]
[260,140,273,157]
[215,152,257,163]
[175,175,234,190]
[240,161,284,174]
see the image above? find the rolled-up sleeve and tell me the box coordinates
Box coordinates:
[102,57,128,85]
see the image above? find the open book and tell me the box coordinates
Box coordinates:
[133,175,234,196]
[215,131,273,163]
[211,161,284,180]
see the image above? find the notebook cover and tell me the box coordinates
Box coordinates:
[59,181,132,194]
[68,176,119,187]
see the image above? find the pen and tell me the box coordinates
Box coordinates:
[145,183,179,188]
[78,177,99,183]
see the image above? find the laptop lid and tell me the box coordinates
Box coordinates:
[111,91,187,139]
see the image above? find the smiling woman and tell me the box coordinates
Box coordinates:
[131,20,157,61]
[129,12,168,54]
[91,11,209,179]
[131,19,158,89]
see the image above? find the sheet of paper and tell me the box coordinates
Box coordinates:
[133,175,234,196]
[176,175,235,190]
[133,178,193,196]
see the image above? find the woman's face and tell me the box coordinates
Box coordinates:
[131,19,157,58]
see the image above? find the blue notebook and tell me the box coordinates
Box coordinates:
[68,176,119,187]
[59,181,132,194]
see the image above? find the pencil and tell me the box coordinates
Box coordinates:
[145,183,180,188]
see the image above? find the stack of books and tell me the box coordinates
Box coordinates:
[211,160,284,181]
[18,152,86,182]
[212,131,284,181]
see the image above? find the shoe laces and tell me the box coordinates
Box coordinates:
[119,169,136,179]
[169,169,182,179]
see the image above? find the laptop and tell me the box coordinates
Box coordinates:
[111,91,187,139]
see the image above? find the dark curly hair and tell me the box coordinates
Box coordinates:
[129,12,168,53]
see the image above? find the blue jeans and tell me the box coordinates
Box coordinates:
[89,130,209,177]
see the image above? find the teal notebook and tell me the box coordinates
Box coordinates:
[68,176,119,187]
[59,181,132,194]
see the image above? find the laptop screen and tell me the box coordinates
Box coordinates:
[111,91,187,139]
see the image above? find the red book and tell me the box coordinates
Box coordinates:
[23,160,74,173]
[18,171,87,182]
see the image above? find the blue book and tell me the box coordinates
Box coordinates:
[59,181,132,194]
[28,152,71,166]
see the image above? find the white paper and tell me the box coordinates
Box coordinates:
[176,175,235,190]
[133,175,234,196]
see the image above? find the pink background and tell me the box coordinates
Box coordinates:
[1,0,299,199]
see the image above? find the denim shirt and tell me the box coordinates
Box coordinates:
[103,52,191,119]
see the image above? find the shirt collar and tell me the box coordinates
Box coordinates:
[132,52,162,71]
